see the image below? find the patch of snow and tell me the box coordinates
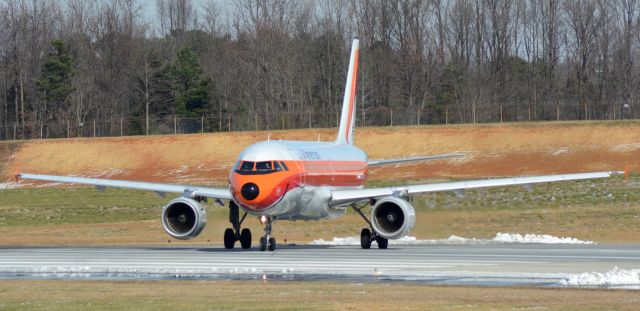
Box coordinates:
[549,147,569,156]
[169,165,190,175]
[612,143,640,152]
[311,235,481,246]
[310,233,595,246]
[0,182,20,189]
[33,182,64,188]
[89,169,125,178]
[493,233,595,244]
[560,267,640,287]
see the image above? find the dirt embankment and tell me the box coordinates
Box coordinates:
[2,121,639,184]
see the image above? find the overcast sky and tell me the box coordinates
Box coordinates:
[138,0,231,24]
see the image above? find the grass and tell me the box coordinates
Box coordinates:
[0,174,638,244]
[0,183,637,310]
[0,280,638,310]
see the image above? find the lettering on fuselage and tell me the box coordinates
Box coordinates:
[301,151,321,160]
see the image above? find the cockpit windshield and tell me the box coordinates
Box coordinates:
[255,161,272,171]
[239,161,254,171]
[234,160,288,175]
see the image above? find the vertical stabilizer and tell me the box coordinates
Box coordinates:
[335,39,360,145]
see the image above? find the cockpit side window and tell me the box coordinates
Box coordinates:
[239,161,254,171]
[255,161,272,171]
[273,161,282,171]
[280,161,289,171]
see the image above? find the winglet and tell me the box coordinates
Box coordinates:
[624,166,629,183]
[14,166,20,183]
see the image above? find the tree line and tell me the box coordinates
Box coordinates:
[1,0,640,140]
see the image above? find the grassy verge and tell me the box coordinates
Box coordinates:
[0,280,638,310]
[0,175,638,244]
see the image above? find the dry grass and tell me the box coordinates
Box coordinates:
[0,175,638,245]
[0,280,638,310]
[1,123,639,309]
[3,121,640,184]
[1,121,639,245]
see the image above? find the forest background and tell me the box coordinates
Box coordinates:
[1,0,639,139]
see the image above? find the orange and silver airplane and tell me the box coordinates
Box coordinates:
[16,39,620,251]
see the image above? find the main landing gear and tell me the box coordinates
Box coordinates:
[224,201,252,249]
[352,204,388,249]
[259,216,276,251]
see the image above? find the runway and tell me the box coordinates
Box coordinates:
[0,244,638,287]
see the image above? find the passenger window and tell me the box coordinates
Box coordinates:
[273,161,282,171]
[256,161,272,171]
[240,161,254,171]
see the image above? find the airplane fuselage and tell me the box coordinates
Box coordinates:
[229,141,368,220]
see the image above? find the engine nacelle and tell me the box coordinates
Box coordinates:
[371,196,416,239]
[161,197,207,240]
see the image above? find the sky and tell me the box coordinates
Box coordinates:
[138,0,231,25]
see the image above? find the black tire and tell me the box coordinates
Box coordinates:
[376,236,388,249]
[268,237,276,251]
[259,237,267,251]
[224,228,235,249]
[240,228,252,249]
[360,228,372,249]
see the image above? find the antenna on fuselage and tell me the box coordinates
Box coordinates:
[268,133,271,141]
[317,134,320,142]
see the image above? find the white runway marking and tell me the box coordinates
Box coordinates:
[0,244,638,287]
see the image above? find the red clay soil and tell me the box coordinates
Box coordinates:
[2,121,639,185]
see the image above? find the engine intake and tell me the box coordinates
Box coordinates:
[162,197,207,240]
[371,196,416,239]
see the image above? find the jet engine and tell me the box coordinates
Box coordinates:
[370,196,416,239]
[161,197,207,240]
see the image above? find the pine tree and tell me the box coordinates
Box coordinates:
[171,47,210,117]
[38,40,75,120]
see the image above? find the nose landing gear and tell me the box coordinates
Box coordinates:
[259,216,276,251]
[224,201,252,249]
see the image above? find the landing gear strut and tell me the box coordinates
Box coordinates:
[352,204,388,249]
[224,201,251,249]
[259,216,276,251]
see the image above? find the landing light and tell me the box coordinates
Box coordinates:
[260,215,268,224]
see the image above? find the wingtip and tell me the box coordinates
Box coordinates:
[624,166,629,183]
[14,166,20,183]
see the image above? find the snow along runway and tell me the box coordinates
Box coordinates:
[0,244,638,288]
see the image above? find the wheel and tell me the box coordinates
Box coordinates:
[376,236,388,249]
[360,228,372,249]
[268,237,276,251]
[240,228,252,249]
[224,228,235,249]
[259,236,267,251]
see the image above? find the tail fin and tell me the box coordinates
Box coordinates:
[336,38,360,145]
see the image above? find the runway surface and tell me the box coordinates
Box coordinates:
[0,244,638,287]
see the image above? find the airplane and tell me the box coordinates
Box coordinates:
[15,39,621,251]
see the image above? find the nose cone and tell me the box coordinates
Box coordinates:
[241,183,260,201]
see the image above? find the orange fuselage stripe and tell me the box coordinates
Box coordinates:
[345,48,359,144]
[229,160,367,211]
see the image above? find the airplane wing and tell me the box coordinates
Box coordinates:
[330,171,622,204]
[16,173,232,200]
[367,153,464,167]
